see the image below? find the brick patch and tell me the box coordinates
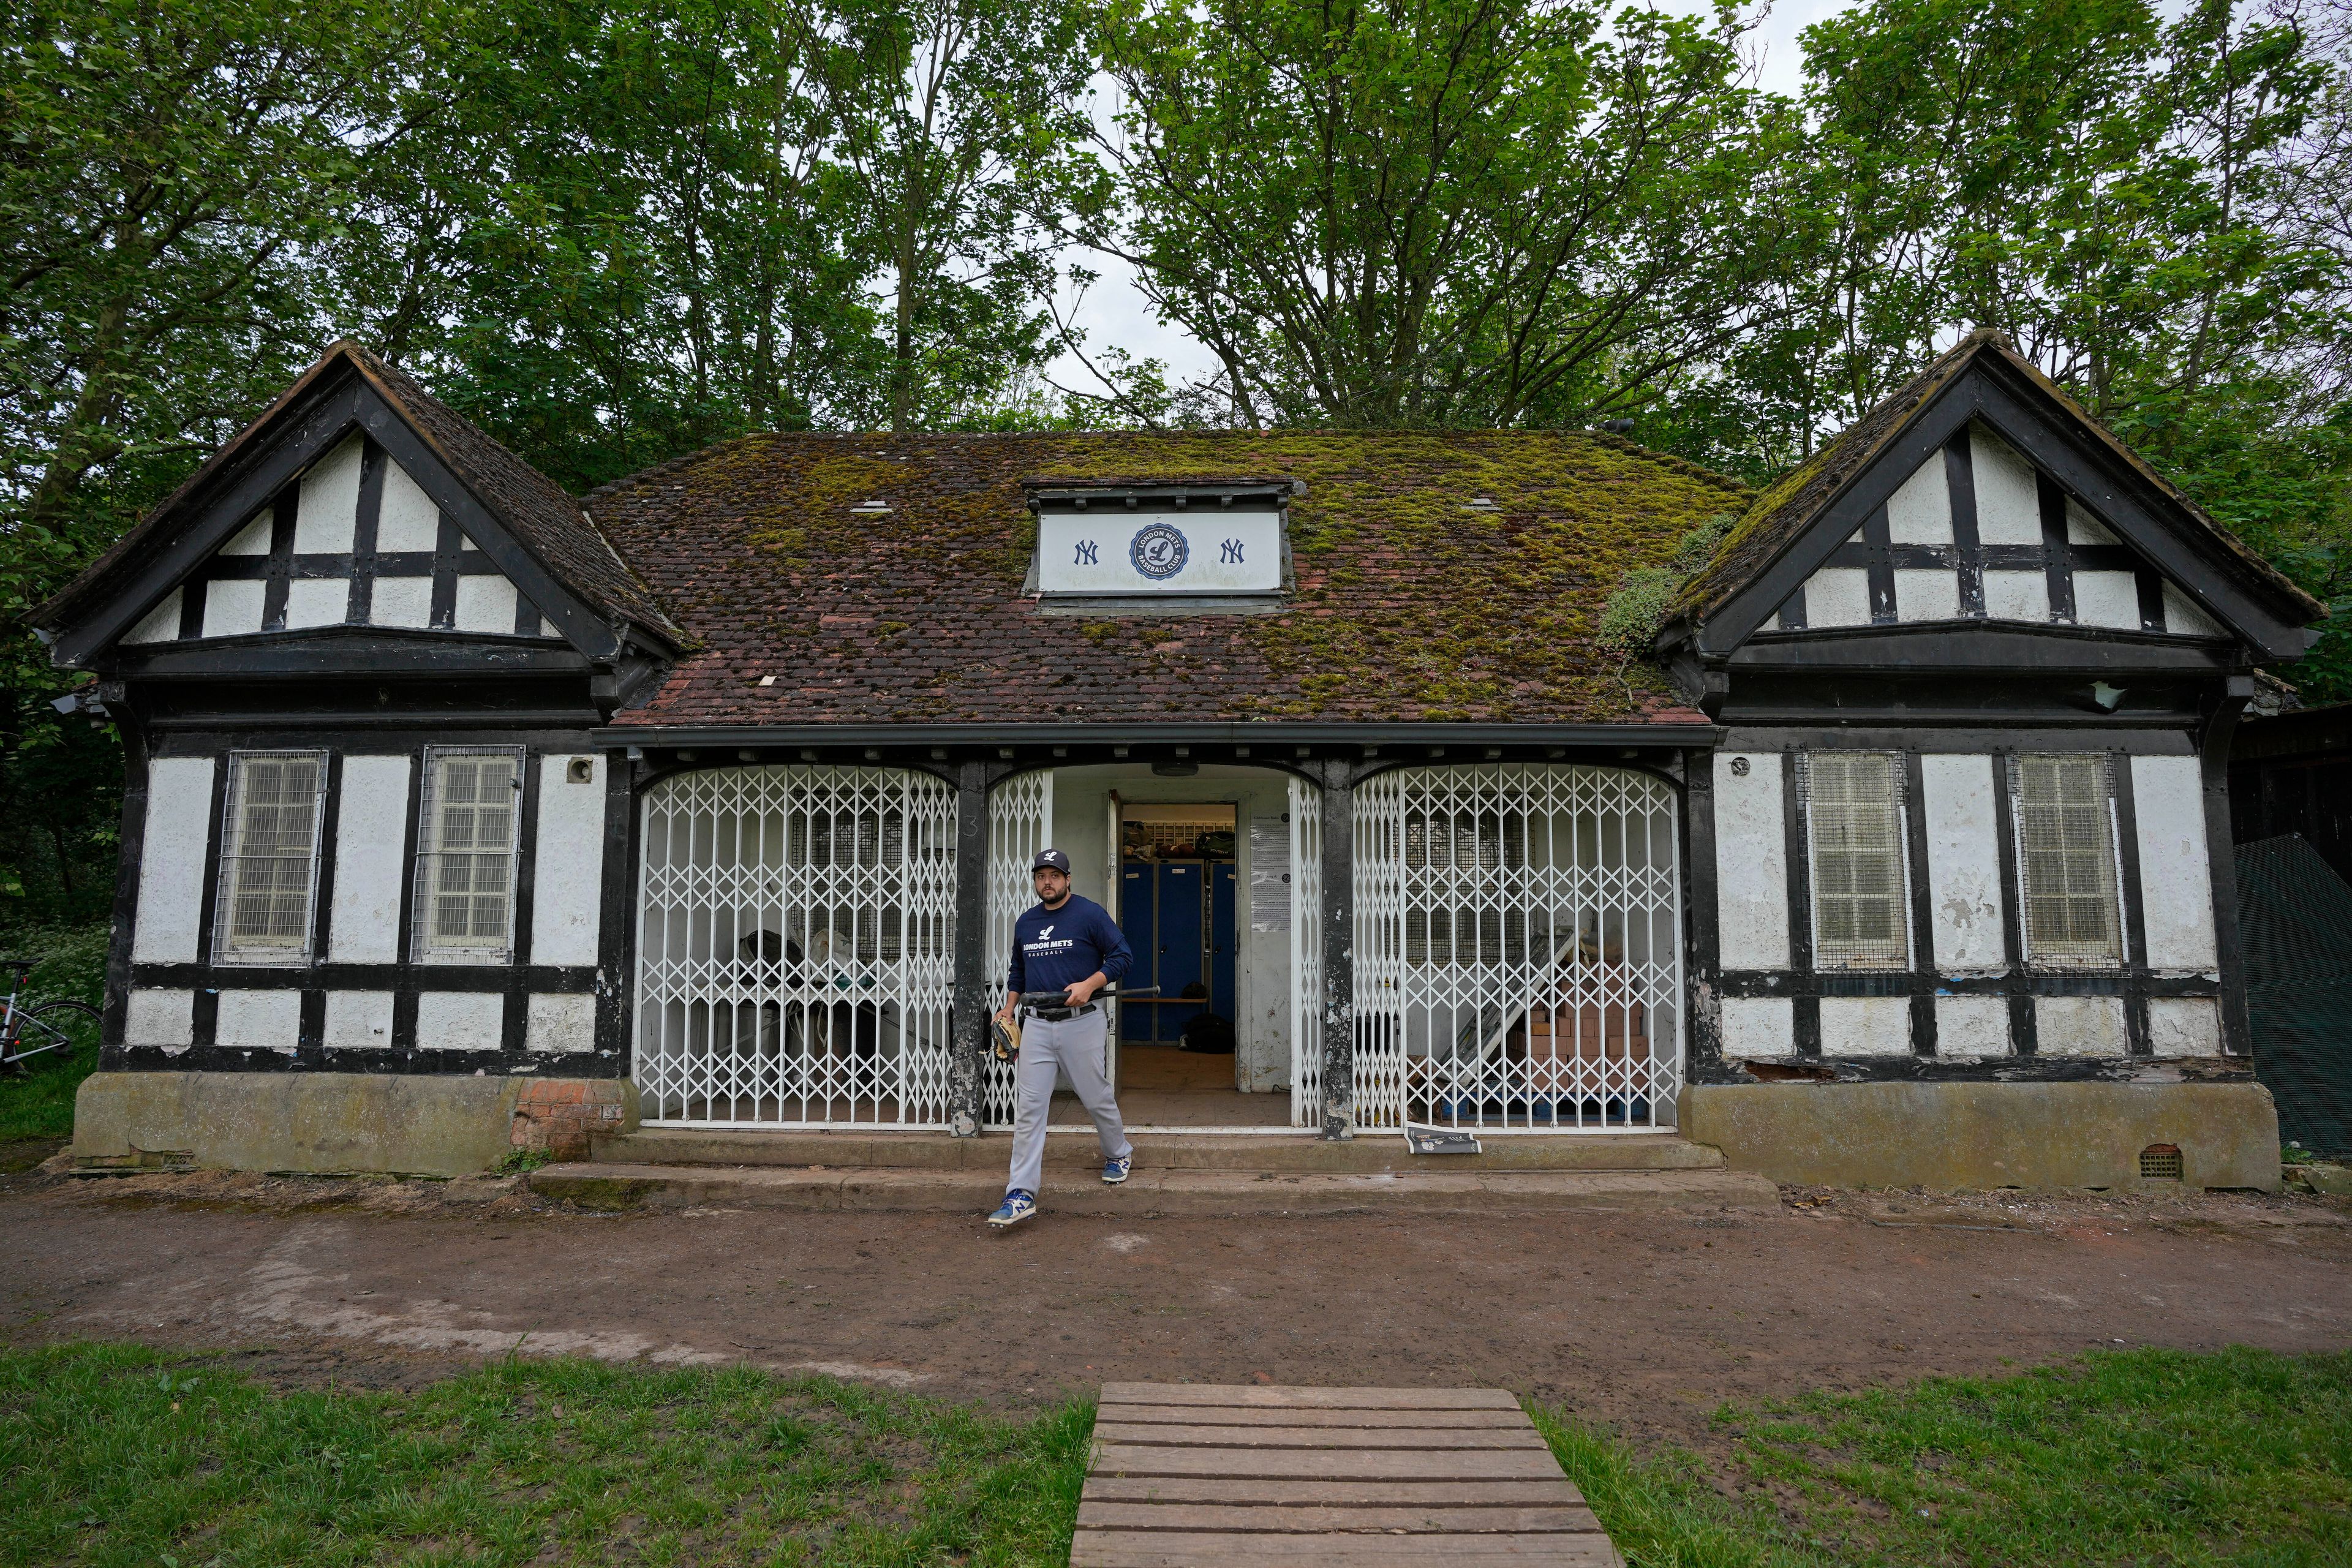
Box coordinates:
[511,1079,631,1161]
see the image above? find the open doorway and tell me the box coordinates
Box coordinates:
[1115,805,1242,1114]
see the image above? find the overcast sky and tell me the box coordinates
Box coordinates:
[1041,0,1852,399]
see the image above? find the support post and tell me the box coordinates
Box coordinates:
[2201,676,2256,1056]
[1318,761,1355,1140]
[949,760,992,1136]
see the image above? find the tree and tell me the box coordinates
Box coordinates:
[1086,0,1802,428]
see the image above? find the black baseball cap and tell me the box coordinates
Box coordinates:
[1033,848,1071,873]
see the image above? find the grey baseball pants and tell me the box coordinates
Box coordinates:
[1006,1005,1130,1196]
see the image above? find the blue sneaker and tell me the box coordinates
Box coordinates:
[987,1189,1036,1228]
[1102,1154,1132,1185]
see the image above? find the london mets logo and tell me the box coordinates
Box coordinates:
[1129,521,1189,580]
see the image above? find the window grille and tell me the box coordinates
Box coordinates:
[635,766,959,1128]
[1356,765,1681,1134]
[413,746,524,962]
[2011,754,2124,966]
[1803,753,1911,970]
[213,751,328,965]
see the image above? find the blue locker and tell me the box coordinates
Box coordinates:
[1210,864,1237,1020]
[1117,864,1156,1042]
[1155,863,1205,1041]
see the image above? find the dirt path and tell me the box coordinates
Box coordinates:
[4,1170,2348,1453]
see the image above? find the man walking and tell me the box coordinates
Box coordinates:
[987,848,1134,1229]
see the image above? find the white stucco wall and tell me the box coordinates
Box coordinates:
[1713,753,1789,970]
[1820,996,1912,1056]
[1885,454,1952,542]
[202,578,265,637]
[324,990,396,1049]
[2130,754,2218,970]
[285,578,349,630]
[2149,997,2222,1057]
[417,991,505,1050]
[1894,568,1956,621]
[1805,567,1872,627]
[371,576,434,628]
[1972,428,2043,544]
[123,590,183,645]
[1936,994,2010,1056]
[132,757,217,963]
[1983,570,2049,622]
[453,573,519,633]
[527,993,597,1053]
[125,989,195,1049]
[215,989,300,1051]
[329,755,414,963]
[2074,570,2141,629]
[377,460,441,551]
[2038,995,2128,1055]
[295,436,363,553]
[1719,996,1793,1057]
[1919,754,2006,970]
[531,754,605,967]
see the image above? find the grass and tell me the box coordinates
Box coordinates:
[1533,1346,2352,1567]
[0,920,107,1147]
[4,1346,2344,1568]
[0,1344,1092,1567]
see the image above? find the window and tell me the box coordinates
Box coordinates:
[213,752,327,965]
[413,747,523,962]
[2011,754,2124,965]
[1804,753,1910,969]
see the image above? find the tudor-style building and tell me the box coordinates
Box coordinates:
[40,331,2311,1189]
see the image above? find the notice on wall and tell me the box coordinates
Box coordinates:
[1249,815,1291,933]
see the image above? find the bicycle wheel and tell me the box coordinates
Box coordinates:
[13,1000,100,1066]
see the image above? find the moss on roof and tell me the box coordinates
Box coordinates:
[586,429,1751,726]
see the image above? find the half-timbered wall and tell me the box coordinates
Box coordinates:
[118,435,559,646]
[116,732,619,1068]
[1708,739,2223,1064]
[1774,426,2226,637]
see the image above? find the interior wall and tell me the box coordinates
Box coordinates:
[1047,763,1299,1091]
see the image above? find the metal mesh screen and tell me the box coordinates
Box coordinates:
[635,766,958,1126]
[1288,778,1324,1128]
[1804,752,1910,970]
[413,747,522,962]
[982,771,1052,1125]
[1355,765,1682,1134]
[213,751,326,965]
[2011,754,2124,965]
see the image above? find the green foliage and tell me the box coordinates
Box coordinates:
[0,921,110,1144]
[0,1344,1093,1565]
[1088,0,1804,429]
[1596,510,1738,658]
[495,1147,556,1176]
[1532,1347,2352,1567]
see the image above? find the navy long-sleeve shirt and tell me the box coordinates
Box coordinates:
[1007,894,1132,996]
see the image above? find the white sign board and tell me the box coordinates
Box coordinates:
[1036,509,1283,595]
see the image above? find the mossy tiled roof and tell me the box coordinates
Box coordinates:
[586,430,1749,726]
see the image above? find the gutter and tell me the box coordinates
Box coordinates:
[590,719,1724,752]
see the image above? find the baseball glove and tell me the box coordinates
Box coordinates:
[989,1011,1022,1064]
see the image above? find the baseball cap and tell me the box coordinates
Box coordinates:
[1033,848,1072,873]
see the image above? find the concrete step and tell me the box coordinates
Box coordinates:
[530,1161,1777,1216]
[591,1126,1722,1174]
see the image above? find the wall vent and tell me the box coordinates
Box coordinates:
[2139,1144,2184,1182]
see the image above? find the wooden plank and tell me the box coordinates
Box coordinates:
[1105,1405,1532,1430]
[1071,1531,1624,1566]
[1101,1384,1520,1411]
[1082,1477,1586,1508]
[1091,1445,1567,1481]
[1096,1422,1549,1450]
[1076,1501,1606,1534]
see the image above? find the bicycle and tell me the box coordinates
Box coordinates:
[0,960,100,1071]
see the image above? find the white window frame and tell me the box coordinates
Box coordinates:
[411,745,526,964]
[1801,752,1913,971]
[211,750,329,967]
[2008,753,2127,968]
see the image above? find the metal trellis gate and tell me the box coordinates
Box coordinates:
[635,766,959,1127]
[1355,764,1683,1133]
[982,771,1054,1126]
[1288,776,1325,1128]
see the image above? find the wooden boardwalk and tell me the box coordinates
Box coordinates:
[1072,1383,1623,1566]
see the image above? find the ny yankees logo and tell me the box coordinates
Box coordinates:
[1073,540,1098,565]
[1220,538,1245,564]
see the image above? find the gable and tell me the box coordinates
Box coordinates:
[33,341,682,671]
[116,433,560,648]
[1668,332,2322,664]
[1768,423,2226,639]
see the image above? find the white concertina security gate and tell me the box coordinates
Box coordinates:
[635,766,959,1127]
[1354,764,1682,1133]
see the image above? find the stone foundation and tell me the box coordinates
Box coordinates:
[72,1071,637,1177]
[1680,1079,2281,1192]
